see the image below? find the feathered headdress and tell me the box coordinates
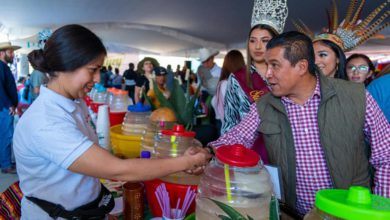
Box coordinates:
[294,0,389,51]
[251,0,289,34]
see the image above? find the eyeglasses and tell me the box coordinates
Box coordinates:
[346,65,370,73]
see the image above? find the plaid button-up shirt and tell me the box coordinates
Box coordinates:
[211,78,390,214]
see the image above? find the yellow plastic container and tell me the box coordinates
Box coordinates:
[110,124,142,158]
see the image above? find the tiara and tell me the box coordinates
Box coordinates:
[251,0,289,34]
[294,0,389,52]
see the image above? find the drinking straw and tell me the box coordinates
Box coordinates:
[180,187,196,218]
[163,185,171,217]
[155,190,165,216]
[186,190,196,216]
[156,183,171,217]
[224,164,232,202]
[180,187,191,217]
[170,135,177,157]
[174,198,181,218]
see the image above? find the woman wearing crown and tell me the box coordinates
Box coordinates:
[294,0,388,80]
[221,0,288,163]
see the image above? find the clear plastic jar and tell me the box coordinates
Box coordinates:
[155,124,202,185]
[105,87,117,106]
[155,124,202,158]
[141,121,175,156]
[110,89,131,112]
[121,103,151,136]
[93,86,107,103]
[196,144,273,220]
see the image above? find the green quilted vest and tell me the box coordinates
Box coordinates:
[256,73,370,209]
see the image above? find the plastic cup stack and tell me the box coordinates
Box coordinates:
[96,104,111,151]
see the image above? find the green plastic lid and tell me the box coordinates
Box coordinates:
[315,186,390,220]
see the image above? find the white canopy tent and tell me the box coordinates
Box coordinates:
[1,0,389,73]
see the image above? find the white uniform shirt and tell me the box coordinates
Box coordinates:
[14,86,101,220]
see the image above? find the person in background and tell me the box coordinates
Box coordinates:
[312,39,348,80]
[147,67,171,108]
[210,31,390,216]
[100,66,109,87]
[346,53,375,86]
[27,53,49,102]
[179,64,190,90]
[134,57,159,104]
[16,76,32,116]
[106,65,114,87]
[294,0,386,82]
[175,64,181,77]
[222,22,277,135]
[123,63,137,102]
[111,67,123,89]
[188,71,199,95]
[222,0,288,163]
[14,24,211,220]
[197,48,220,96]
[166,64,175,91]
[0,41,19,174]
[199,48,221,79]
[211,50,245,134]
[367,66,390,122]
[17,76,26,92]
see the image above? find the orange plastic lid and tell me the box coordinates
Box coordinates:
[107,88,117,93]
[112,89,128,95]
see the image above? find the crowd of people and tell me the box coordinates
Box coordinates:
[0,0,389,219]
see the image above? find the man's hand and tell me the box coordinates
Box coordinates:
[183,147,212,175]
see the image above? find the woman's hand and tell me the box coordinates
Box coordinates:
[183,147,212,175]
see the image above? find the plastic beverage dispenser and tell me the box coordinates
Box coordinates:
[304,186,390,220]
[140,108,177,157]
[121,103,151,136]
[140,120,175,157]
[110,89,132,113]
[92,84,107,103]
[196,144,273,220]
[155,124,202,185]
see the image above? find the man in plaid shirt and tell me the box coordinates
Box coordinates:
[210,31,390,215]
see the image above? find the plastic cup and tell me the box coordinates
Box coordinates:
[162,208,184,220]
[123,182,144,220]
[96,105,110,150]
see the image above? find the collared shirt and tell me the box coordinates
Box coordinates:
[14,86,100,219]
[210,78,390,214]
[210,63,221,78]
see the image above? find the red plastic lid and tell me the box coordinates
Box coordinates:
[161,124,195,137]
[216,144,260,167]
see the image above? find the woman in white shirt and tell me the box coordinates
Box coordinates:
[13,24,211,220]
